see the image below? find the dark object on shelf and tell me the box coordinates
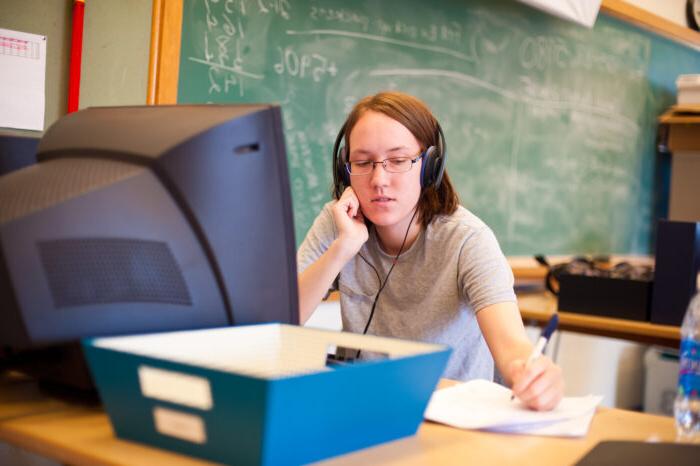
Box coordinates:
[535,255,613,296]
[557,274,653,321]
[650,220,700,326]
[535,255,654,321]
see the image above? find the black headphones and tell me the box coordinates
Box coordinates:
[332,120,447,198]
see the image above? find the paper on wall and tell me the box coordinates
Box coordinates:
[0,28,47,131]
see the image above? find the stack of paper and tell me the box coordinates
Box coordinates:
[424,379,602,437]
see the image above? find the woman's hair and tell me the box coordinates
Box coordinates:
[335,91,459,225]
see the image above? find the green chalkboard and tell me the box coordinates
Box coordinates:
[177,0,700,255]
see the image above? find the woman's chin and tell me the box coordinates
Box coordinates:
[364,211,400,227]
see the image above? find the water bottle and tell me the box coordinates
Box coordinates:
[674,291,700,442]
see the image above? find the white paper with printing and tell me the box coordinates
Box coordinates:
[0,28,46,131]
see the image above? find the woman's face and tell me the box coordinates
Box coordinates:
[348,110,423,229]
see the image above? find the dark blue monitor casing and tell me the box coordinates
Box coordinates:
[0,104,298,353]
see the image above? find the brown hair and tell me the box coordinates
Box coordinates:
[333,91,459,225]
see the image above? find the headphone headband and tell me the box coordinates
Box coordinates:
[333,120,446,197]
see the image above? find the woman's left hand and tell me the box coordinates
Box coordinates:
[508,355,564,411]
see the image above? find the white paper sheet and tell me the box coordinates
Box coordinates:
[517,0,602,28]
[424,379,602,437]
[0,28,47,131]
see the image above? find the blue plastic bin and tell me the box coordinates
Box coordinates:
[83,324,450,465]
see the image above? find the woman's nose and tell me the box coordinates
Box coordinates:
[369,161,389,185]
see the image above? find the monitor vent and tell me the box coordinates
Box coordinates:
[39,238,192,308]
[0,158,143,224]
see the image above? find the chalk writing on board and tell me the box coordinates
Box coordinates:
[286,29,476,63]
[273,47,338,82]
[255,0,291,20]
[188,0,265,97]
[309,6,371,31]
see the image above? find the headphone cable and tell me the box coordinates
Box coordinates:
[355,206,419,359]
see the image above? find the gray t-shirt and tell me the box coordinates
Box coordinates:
[297,202,516,381]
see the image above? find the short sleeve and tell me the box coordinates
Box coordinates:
[296,202,338,275]
[458,226,516,313]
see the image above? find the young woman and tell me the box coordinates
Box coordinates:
[297,91,563,410]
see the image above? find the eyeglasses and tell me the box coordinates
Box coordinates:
[345,153,424,176]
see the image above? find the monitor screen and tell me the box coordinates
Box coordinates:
[0,105,298,378]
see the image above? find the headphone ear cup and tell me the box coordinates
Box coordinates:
[432,148,445,189]
[332,122,349,198]
[421,146,438,188]
[337,146,350,188]
[432,123,447,189]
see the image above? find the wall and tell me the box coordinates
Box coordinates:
[79,0,151,108]
[0,0,151,136]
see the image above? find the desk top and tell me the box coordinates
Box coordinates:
[0,376,676,466]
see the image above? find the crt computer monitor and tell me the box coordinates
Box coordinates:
[0,104,298,386]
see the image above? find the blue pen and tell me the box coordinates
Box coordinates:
[511,313,559,401]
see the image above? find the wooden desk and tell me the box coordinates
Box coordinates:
[517,292,681,348]
[0,377,677,466]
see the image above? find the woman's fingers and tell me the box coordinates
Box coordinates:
[331,187,369,254]
[510,356,564,411]
[336,187,359,216]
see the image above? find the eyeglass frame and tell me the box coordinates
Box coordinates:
[344,152,425,176]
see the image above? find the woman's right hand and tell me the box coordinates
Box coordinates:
[331,187,369,258]
[297,187,368,323]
